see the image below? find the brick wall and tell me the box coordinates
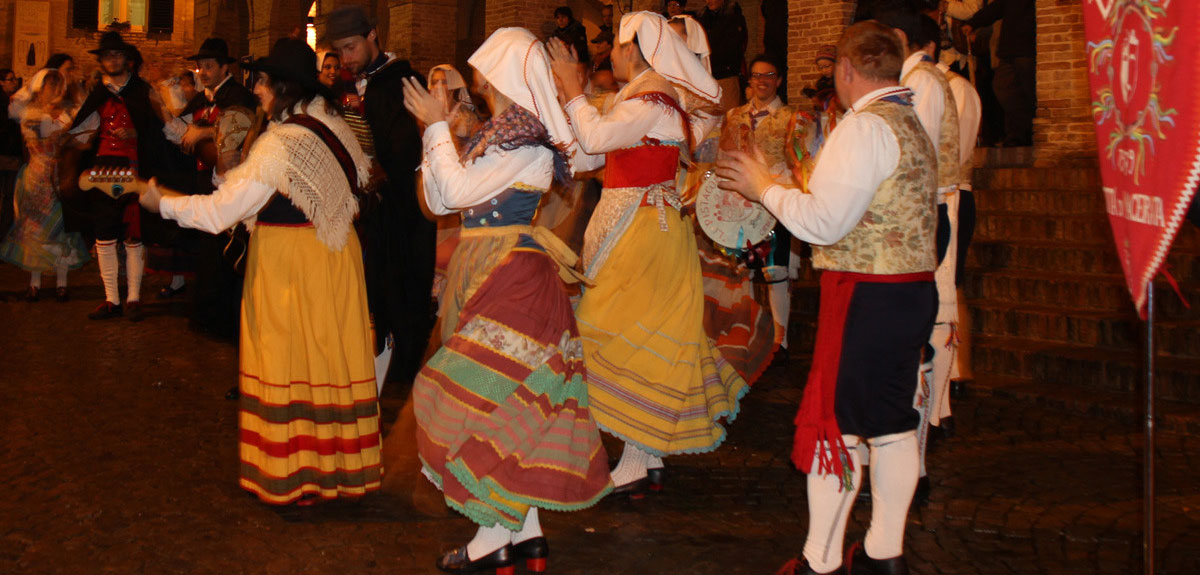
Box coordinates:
[786,0,854,103]
[485,0,559,35]
[1033,0,1095,166]
[387,0,457,77]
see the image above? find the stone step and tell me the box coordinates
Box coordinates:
[967,299,1200,358]
[974,146,1035,168]
[973,166,1102,192]
[962,268,1200,317]
[966,239,1200,282]
[974,212,1115,243]
[970,335,1200,402]
[974,188,1105,216]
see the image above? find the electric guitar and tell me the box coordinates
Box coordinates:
[77,166,147,200]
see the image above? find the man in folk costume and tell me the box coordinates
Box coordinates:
[717,20,936,575]
[403,28,612,574]
[328,6,435,391]
[548,11,746,496]
[162,38,257,342]
[876,8,961,503]
[938,34,982,417]
[69,32,173,321]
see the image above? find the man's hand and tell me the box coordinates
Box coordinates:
[401,77,449,128]
[181,124,215,154]
[546,38,584,102]
[138,177,183,214]
[715,149,775,204]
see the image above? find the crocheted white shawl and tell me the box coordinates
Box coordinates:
[227,96,370,251]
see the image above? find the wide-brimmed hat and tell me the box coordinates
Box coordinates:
[325,6,374,42]
[88,31,137,56]
[244,38,323,92]
[186,38,237,64]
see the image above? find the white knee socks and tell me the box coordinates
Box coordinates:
[610,442,651,487]
[766,265,792,348]
[125,241,144,303]
[802,437,864,574]
[466,523,512,560]
[864,431,919,560]
[169,274,185,290]
[30,271,41,288]
[96,240,120,304]
[512,507,542,544]
[56,264,68,288]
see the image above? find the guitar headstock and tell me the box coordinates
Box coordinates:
[78,166,145,200]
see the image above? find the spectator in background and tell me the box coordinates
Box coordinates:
[665,0,690,18]
[697,0,747,112]
[0,70,18,98]
[591,30,614,73]
[760,0,788,99]
[599,3,614,37]
[553,6,590,64]
[318,50,343,92]
[802,45,838,113]
[0,71,22,237]
[965,0,1035,147]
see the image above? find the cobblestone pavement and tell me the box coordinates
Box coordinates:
[1,261,1198,574]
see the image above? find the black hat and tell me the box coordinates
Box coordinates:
[244,38,323,92]
[89,31,137,56]
[591,30,615,44]
[326,6,374,42]
[186,38,237,64]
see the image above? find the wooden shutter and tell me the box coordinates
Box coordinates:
[147,0,174,34]
[72,0,99,30]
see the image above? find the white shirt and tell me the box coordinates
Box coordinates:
[938,62,981,189]
[564,69,718,172]
[159,177,275,234]
[900,52,945,150]
[759,87,903,246]
[419,120,553,216]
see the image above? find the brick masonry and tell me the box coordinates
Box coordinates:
[785,0,854,104]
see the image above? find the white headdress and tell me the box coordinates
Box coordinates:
[28,68,59,96]
[618,11,720,104]
[427,64,473,108]
[667,14,711,73]
[468,28,577,153]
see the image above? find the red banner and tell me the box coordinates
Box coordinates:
[1084,0,1199,318]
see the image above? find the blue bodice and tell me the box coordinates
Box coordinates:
[460,187,543,229]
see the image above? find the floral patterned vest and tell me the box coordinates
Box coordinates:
[811,97,937,275]
[903,60,960,189]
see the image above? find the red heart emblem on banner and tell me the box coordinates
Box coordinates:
[1084,0,1199,317]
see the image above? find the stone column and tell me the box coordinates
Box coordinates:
[385,0,457,76]
[786,0,854,103]
[247,0,310,57]
[484,0,560,37]
[1032,0,1095,165]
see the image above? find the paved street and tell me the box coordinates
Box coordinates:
[1,260,1198,574]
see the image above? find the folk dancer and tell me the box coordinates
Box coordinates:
[402,28,612,575]
[718,20,937,574]
[548,11,746,495]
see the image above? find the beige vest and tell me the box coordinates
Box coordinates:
[812,97,938,275]
[903,60,960,189]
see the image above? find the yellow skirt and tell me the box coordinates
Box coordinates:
[237,224,382,504]
[576,206,748,455]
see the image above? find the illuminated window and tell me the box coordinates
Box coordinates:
[99,0,147,29]
[73,0,173,33]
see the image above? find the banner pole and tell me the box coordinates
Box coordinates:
[1144,280,1155,575]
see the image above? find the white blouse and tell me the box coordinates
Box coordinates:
[420,120,553,216]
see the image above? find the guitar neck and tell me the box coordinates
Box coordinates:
[78,167,147,200]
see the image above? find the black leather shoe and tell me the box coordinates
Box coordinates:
[775,556,845,575]
[88,301,123,320]
[610,476,649,499]
[647,467,665,492]
[913,476,931,506]
[55,287,69,302]
[435,543,514,575]
[512,536,548,573]
[126,300,145,322]
[845,541,908,575]
[158,284,187,299]
[225,386,240,400]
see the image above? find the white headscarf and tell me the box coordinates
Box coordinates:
[427,64,473,108]
[467,27,578,158]
[668,15,711,73]
[28,68,58,97]
[618,11,720,104]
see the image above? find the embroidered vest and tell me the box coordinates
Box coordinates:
[812,98,937,275]
[97,98,138,163]
[903,61,960,189]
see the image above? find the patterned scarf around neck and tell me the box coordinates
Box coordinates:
[461,104,571,186]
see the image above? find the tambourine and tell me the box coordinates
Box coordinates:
[694,169,776,250]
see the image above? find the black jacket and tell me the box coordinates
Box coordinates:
[697,1,748,80]
[966,0,1036,60]
[555,21,591,64]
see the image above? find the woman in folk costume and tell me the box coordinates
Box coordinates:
[426,64,480,308]
[400,28,612,575]
[0,68,90,302]
[138,38,381,505]
[548,11,747,495]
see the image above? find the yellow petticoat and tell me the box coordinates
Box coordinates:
[576,206,748,456]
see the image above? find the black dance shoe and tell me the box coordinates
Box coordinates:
[88,301,123,320]
[158,284,187,299]
[775,556,845,575]
[126,301,145,322]
[609,476,650,499]
[435,544,514,575]
[25,286,39,302]
[844,541,908,575]
[647,467,665,492]
[512,536,549,573]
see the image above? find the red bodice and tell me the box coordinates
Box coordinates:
[97,98,138,164]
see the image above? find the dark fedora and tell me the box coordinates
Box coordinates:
[244,37,323,92]
[325,6,374,42]
[186,38,237,64]
[88,31,137,56]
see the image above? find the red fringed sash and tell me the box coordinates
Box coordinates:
[791,270,934,482]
